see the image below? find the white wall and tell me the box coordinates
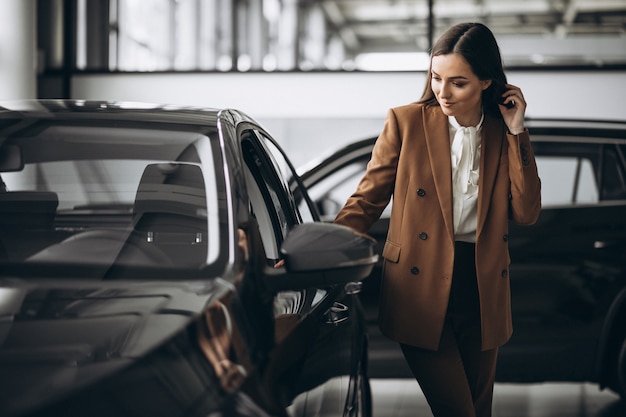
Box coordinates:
[72,70,626,166]
[0,0,36,99]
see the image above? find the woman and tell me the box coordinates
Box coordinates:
[334,23,541,417]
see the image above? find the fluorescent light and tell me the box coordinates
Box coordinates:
[355,52,430,71]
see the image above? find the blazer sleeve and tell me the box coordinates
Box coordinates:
[334,108,402,234]
[507,129,542,225]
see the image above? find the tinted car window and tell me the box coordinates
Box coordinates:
[241,130,303,262]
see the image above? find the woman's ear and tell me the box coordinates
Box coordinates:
[481,79,493,91]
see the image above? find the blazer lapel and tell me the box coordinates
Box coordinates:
[423,106,455,243]
[477,115,504,238]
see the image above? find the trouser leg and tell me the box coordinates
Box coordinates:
[399,242,499,417]
[401,321,472,417]
[400,321,498,417]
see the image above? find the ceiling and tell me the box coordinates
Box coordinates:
[316,0,626,66]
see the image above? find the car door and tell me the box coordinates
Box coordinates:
[238,126,368,414]
[499,138,626,382]
[296,139,405,378]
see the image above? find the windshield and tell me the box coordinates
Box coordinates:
[0,122,223,279]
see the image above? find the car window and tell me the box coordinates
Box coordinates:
[0,126,224,275]
[3,159,143,210]
[536,156,598,206]
[305,153,398,222]
[243,164,280,261]
[598,143,626,200]
[533,141,626,206]
[308,159,379,221]
[241,130,300,262]
[258,133,317,224]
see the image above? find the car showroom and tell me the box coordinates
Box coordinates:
[0,1,625,417]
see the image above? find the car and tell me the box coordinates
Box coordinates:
[298,118,626,400]
[0,100,377,417]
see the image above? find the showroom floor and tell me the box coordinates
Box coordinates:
[370,379,625,417]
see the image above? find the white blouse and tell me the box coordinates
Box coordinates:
[449,114,484,243]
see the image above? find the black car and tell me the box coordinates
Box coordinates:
[0,100,377,417]
[298,118,626,400]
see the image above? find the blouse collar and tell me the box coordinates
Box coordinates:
[448,113,484,131]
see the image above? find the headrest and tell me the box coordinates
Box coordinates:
[133,163,207,221]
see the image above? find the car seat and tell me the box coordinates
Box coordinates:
[131,163,209,267]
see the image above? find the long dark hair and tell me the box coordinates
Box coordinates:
[419,22,507,118]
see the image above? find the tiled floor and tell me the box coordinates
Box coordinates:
[370,379,625,417]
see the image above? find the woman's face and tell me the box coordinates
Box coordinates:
[430,53,491,126]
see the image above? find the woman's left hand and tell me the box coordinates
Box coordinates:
[499,83,526,135]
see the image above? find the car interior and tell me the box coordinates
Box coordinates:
[131,162,209,266]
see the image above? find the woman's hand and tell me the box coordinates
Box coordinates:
[499,83,527,135]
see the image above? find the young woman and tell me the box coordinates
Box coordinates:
[334,22,542,417]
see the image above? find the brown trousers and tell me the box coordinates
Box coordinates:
[400,242,498,417]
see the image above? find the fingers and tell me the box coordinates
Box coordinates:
[499,84,526,134]
[500,84,526,110]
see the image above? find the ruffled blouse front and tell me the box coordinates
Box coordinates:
[449,114,484,242]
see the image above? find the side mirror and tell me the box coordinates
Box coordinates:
[264,223,377,291]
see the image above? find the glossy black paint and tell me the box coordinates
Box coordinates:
[298,119,626,400]
[0,100,375,417]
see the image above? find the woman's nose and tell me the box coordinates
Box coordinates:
[439,83,450,99]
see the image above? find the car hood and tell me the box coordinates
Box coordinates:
[0,278,229,417]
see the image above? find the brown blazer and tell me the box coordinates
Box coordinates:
[335,102,541,351]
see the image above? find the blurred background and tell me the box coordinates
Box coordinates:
[2,0,625,165]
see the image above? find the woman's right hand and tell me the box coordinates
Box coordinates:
[499,83,527,135]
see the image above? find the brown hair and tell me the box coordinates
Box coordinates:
[419,22,507,118]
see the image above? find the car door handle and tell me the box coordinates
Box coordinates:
[325,302,349,325]
[344,281,363,295]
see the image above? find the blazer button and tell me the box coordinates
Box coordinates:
[503,234,509,242]
[501,269,508,278]
[411,267,420,275]
[416,188,426,197]
[521,145,530,166]
[419,232,428,240]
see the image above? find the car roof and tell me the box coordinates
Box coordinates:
[298,117,626,179]
[525,118,626,141]
[0,99,257,129]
